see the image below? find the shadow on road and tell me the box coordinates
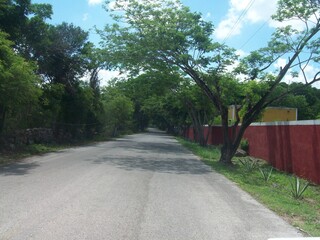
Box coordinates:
[114,141,189,155]
[0,161,40,176]
[91,130,212,175]
[94,155,211,175]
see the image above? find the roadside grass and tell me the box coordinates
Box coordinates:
[0,133,116,166]
[177,137,320,237]
[0,144,67,166]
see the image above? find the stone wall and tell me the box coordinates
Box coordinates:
[0,128,54,150]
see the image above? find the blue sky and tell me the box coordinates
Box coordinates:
[32,0,319,87]
[32,0,277,52]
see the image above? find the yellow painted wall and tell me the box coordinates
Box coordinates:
[228,106,298,122]
[261,107,297,122]
[228,105,237,121]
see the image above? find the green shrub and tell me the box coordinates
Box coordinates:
[239,157,257,172]
[240,138,249,152]
[259,167,273,182]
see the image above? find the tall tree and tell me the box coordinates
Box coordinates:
[0,31,41,134]
[32,23,104,138]
[179,82,218,146]
[37,22,90,86]
[0,0,52,57]
[100,0,320,164]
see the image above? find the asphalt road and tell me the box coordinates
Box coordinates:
[0,129,303,240]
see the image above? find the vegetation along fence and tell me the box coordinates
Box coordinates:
[183,120,320,184]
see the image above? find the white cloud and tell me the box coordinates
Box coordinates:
[88,0,103,6]
[215,11,241,40]
[80,70,127,86]
[269,16,318,31]
[274,58,287,69]
[108,0,182,11]
[108,1,124,10]
[216,0,320,40]
[82,13,89,21]
[99,70,127,86]
[108,0,143,11]
[215,0,277,40]
[245,0,277,23]
[296,65,320,88]
[235,49,248,58]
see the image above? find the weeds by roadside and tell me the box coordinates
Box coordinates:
[177,137,320,237]
[0,144,66,166]
[0,133,115,166]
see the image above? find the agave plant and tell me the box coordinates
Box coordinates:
[259,167,273,182]
[239,157,257,172]
[290,176,310,199]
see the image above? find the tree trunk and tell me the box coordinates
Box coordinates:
[193,120,206,146]
[219,112,250,164]
[186,102,208,147]
[219,143,237,164]
[198,126,207,147]
[218,107,245,164]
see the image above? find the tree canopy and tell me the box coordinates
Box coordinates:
[100,0,320,163]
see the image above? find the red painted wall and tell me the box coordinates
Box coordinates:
[183,121,320,184]
[243,123,320,184]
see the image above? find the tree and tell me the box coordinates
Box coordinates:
[100,0,320,164]
[0,31,41,134]
[106,69,186,132]
[37,22,90,86]
[0,1,108,142]
[174,81,217,145]
[269,82,317,120]
[101,87,134,136]
[287,83,320,119]
[0,0,52,57]
[32,23,105,138]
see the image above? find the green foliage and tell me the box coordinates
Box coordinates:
[0,31,42,133]
[213,116,222,125]
[0,1,108,143]
[24,144,55,155]
[273,0,319,22]
[101,0,220,72]
[270,82,320,120]
[240,138,249,152]
[0,0,53,57]
[238,157,258,172]
[259,167,273,182]
[290,176,310,200]
[37,22,90,85]
[37,83,65,127]
[102,88,134,136]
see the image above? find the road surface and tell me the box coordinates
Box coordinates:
[0,129,303,240]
